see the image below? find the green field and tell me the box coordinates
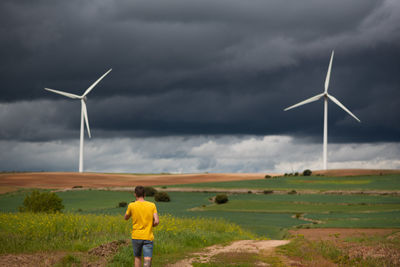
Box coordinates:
[0,190,300,238]
[0,212,255,266]
[1,175,400,266]
[1,187,400,239]
[170,174,400,191]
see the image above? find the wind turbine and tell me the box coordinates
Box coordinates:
[284,51,360,170]
[45,69,112,173]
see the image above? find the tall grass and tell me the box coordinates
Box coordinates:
[0,212,129,253]
[0,213,257,258]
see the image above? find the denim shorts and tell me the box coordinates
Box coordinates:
[132,239,153,257]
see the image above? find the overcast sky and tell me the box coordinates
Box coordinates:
[1,0,399,173]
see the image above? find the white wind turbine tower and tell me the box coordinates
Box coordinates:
[284,51,360,170]
[45,69,112,173]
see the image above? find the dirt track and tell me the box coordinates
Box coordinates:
[167,239,290,266]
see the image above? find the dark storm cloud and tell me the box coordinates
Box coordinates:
[1,0,399,142]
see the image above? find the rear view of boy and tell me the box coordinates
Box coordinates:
[125,186,159,267]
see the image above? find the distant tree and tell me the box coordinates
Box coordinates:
[118,201,127,208]
[154,192,170,202]
[265,175,272,179]
[294,172,299,176]
[19,190,64,213]
[215,194,228,204]
[303,169,312,176]
[144,187,158,197]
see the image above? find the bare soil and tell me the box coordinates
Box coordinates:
[289,228,399,241]
[0,172,270,190]
[0,252,67,267]
[0,240,130,267]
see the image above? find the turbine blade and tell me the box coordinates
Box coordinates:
[284,93,325,111]
[82,100,91,138]
[44,88,80,99]
[82,68,112,97]
[327,94,361,122]
[324,50,334,93]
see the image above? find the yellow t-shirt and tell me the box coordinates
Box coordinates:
[125,201,158,240]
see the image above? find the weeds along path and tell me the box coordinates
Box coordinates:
[0,252,68,267]
[0,240,129,267]
[167,239,290,266]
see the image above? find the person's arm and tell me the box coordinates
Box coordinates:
[153,212,159,227]
[124,204,131,220]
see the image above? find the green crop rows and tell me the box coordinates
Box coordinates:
[170,174,400,191]
[1,184,400,239]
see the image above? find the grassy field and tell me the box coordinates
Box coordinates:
[0,190,302,238]
[2,188,400,239]
[1,174,400,266]
[170,174,400,191]
[0,212,256,266]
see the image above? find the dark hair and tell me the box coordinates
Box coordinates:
[135,186,145,197]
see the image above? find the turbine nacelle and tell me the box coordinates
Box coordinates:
[284,51,360,122]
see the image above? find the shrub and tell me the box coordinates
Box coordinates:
[154,192,170,202]
[288,190,297,195]
[295,213,303,219]
[295,172,299,176]
[19,190,64,213]
[118,201,127,208]
[215,194,228,204]
[303,169,312,176]
[263,190,274,194]
[144,187,158,197]
[265,175,272,179]
[248,191,252,194]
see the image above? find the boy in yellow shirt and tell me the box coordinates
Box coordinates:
[125,186,159,267]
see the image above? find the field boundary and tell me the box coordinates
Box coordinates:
[154,187,400,196]
[51,186,400,196]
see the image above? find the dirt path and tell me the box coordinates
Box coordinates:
[167,239,290,266]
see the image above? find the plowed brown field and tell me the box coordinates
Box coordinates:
[0,172,269,189]
[0,169,399,190]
